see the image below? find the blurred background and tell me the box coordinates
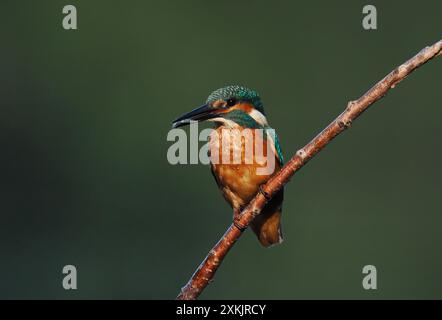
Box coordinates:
[0,0,441,299]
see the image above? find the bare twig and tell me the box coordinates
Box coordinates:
[177,40,442,300]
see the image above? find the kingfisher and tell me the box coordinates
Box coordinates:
[172,85,284,247]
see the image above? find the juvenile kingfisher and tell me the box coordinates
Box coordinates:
[172,85,284,247]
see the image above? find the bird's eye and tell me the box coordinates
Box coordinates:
[226,98,237,107]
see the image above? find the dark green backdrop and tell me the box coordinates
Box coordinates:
[1,0,441,299]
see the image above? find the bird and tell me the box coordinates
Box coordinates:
[172,85,284,247]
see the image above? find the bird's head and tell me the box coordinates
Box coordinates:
[172,85,268,129]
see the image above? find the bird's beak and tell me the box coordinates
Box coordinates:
[172,104,217,128]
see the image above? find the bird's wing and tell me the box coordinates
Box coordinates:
[266,129,284,166]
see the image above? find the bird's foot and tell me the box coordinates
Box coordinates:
[258,184,271,201]
[233,217,246,232]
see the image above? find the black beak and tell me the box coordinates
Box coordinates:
[171,104,216,128]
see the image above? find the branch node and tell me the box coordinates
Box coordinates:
[398,64,408,74]
[296,149,306,160]
[338,119,352,129]
[252,208,261,217]
[346,100,356,111]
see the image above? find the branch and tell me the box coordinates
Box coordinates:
[177,40,442,300]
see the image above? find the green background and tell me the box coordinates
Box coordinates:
[1,0,441,299]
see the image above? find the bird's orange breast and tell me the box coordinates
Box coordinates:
[209,126,282,209]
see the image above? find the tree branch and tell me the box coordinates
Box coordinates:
[177,40,442,300]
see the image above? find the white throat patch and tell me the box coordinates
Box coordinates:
[248,109,268,126]
[208,117,239,128]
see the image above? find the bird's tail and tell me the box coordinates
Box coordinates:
[250,189,284,247]
[250,208,283,247]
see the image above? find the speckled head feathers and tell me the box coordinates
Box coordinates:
[206,85,265,115]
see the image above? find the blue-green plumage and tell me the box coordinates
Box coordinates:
[269,130,284,165]
[206,85,265,115]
